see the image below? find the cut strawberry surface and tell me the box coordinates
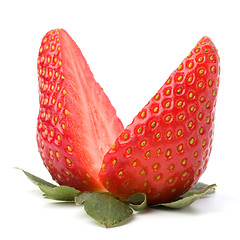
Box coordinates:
[99,37,220,204]
[37,29,123,192]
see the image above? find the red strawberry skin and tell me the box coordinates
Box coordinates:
[99,37,220,204]
[37,29,123,192]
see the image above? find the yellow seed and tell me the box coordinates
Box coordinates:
[66,158,72,165]
[182,171,187,177]
[166,78,171,84]
[178,144,183,151]
[165,102,171,108]
[165,89,171,95]
[209,55,214,61]
[123,133,129,140]
[188,76,193,83]
[137,127,143,133]
[212,90,216,96]
[189,106,195,112]
[145,151,150,158]
[141,140,147,147]
[58,102,62,109]
[52,98,56,104]
[189,138,194,145]
[181,158,187,165]
[112,159,117,165]
[126,148,131,155]
[111,143,116,150]
[198,82,203,88]
[67,146,73,152]
[165,115,171,122]
[153,106,159,113]
[199,69,204,75]
[187,62,193,69]
[177,100,183,107]
[61,75,65,80]
[143,181,147,187]
[172,188,176,193]
[50,131,54,137]
[151,121,156,128]
[168,177,174,183]
[188,121,193,128]
[156,148,161,155]
[48,160,52,165]
[188,92,194,99]
[56,152,60,158]
[140,169,145,175]
[101,163,105,169]
[195,48,200,53]
[64,109,69,116]
[198,57,203,62]
[154,94,160,100]
[177,129,182,136]
[206,101,210,108]
[51,45,55,51]
[62,89,67,95]
[132,161,137,167]
[153,163,158,169]
[55,72,59,78]
[65,170,70,176]
[58,47,61,51]
[169,164,174,170]
[210,66,215,72]
[200,96,205,102]
[177,75,183,81]
[156,174,161,180]
[177,64,183,70]
[194,151,198,157]
[208,79,213,86]
[62,124,66,130]
[166,149,171,157]
[206,116,210,123]
[166,130,172,138]
[46,45,49,50]
[155,132,161,139]
[47,57,51,63]
[140,111,146,118]
[59,60,62,66]
[49,71,53,77]
[198,113,203,119]
[119,171,123,176]
[176,88,182,94]
[199,127,204,134]
[57,135,62,141]
[178,114,184,120]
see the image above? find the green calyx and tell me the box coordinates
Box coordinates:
[16,168,216,228]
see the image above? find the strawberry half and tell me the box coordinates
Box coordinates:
[99,37,220,204]
[37,29,124,192]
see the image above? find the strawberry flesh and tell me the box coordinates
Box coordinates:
[99,37,220,204]
[37,29,123,192]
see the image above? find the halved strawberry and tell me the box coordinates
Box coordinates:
[37,29,124,192]
[99,37,220,204]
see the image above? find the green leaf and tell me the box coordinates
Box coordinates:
[152,182,216,209]
[16,168,80,201]
[76,192,133,228]
[16,167,57,188]
[128,193,147,211]
[39,185,80,201]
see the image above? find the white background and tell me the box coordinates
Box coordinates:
[1,0,239,239]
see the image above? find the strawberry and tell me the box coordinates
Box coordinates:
[37,29,123,192]
[99,37,220,204]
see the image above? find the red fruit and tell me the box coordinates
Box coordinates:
[99,37,220,204]
[37,29,123,192]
